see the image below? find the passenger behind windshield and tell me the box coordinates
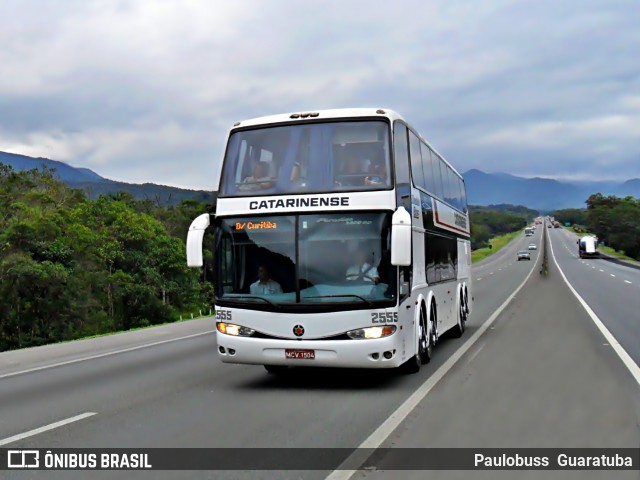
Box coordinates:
[250,265,283,295]
[345,250,380,284]
[238,162,275,191]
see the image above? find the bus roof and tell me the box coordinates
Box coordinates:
[226,107,464,181]
[230,108,405,129]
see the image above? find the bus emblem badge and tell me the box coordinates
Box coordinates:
[293,325,305,337]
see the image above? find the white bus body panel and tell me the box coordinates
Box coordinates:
[216,307,413,368]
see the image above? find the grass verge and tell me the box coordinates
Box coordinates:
[50,310,215,347]
[472,229,524,263]
[564,227,640,264]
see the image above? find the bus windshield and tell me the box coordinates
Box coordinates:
[220,121,392,197]
[215,212,396,310]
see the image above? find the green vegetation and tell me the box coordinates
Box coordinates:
[585,194,640,260]
[475,204,539,221]
[0,164,214,351]
[471,229,524,263]
[598,245,640,264]
[469,204,535,250]
[563,226,640,265]
[552,208,588,227]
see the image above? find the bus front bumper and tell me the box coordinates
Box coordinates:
[216,334,404,369]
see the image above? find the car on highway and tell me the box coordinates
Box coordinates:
[518,250,531,261]
[528,243,537,250]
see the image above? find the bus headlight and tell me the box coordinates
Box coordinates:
[347,326,396,340]
[217,322,255,337]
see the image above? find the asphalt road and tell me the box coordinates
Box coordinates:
[355,225,640,480]
[1,223,637,479]
[548,227,640,366]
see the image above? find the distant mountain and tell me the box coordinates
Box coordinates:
[616,179,640,198]
[0,151,104,183]
[462,169,635,211]
[1,151,636,210]
[0,151,213,207]
[469,203,539,220]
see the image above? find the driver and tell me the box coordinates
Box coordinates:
[345,250,380,283]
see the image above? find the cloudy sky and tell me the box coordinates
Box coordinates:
[1,0,639,189]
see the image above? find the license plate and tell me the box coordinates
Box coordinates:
[285,349,315,360]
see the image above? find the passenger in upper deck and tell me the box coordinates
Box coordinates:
[335,157,366,187]
[289,162,307,190]
[365,159,387,186]
[238,162,275,191]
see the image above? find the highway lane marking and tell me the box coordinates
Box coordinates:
[548,232,640,386]
[0,412,96,446]
[625,280,632,284]
[610,274,616,277]
[465,343,486,365]
[477,278,482,281]
[325,243,541,480]
[599,269,604,272]
[0,330,215,380]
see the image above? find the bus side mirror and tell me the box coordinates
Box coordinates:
[391,207,411,266]
[186,213,211,267]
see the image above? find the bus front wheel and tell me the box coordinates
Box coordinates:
[452,293,467,338]
[402,304,432,374]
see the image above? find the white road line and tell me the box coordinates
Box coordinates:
[325,246,540,480]
[548,232,640,387]
[0,330,215,380]
[490,272,494,275]
[610,274,616,277]
[599,269,604,272]
[465,343,486,365]
[625,280,632,284]
[0,412,96,446]
[477,278,482,281]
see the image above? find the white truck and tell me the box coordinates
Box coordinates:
[577,235,599,259]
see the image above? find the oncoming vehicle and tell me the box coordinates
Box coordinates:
[186,108,473,374]
[578,235,599,259]
[518,251,531,261]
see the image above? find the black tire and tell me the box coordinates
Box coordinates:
[402,304,430,374]
[264,365,288,374]
[452,293,467,338]
[422,302,436,364]
[463,287,470,315]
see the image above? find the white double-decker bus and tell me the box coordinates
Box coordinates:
[187,108,472,374]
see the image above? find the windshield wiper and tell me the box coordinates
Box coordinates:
[303,294,375,308]
[221,295,280,309]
